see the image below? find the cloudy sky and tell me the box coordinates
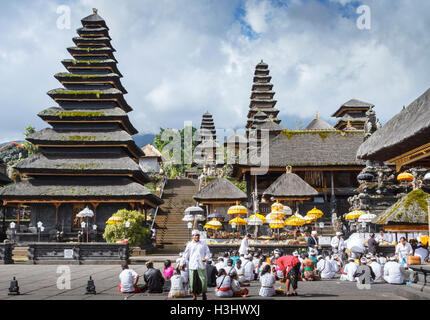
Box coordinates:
[1,0,430,142]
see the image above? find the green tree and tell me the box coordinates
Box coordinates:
[22,125,38,156]
[102,209,151,247]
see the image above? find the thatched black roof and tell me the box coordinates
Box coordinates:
[247,130,365,167]
[14,152,149,183]
[305,118,335,130]
[54,73,126,93]
[0,172,11,186]
[331,99,374,117]
[357,88,430,161]
[0,177,162,205]
[263,172,318,198]
[194,178,247,202]
[81,9,108,29]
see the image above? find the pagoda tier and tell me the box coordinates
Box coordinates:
[0,8,161,220]
[246,61,280,129]
[197,112,217,142]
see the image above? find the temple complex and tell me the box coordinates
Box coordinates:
[0,10,162,239]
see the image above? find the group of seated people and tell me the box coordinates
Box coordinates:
[118,239,429,296]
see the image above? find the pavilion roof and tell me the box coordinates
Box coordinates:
[194,178,247,202]
[357,87,430,162]
[263,172,318,198]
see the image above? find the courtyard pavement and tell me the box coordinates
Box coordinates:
[0,260,418,300]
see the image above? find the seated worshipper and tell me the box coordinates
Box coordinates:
[276,254,302,296]
[330,254,341,274]
[163,259,175,280]
[414,243,429,264]
[309,248,318,266]
[316,255,336,279]
[178,260,190,295]
[258,256,270,279]
[243,254,255,283]
[168,268,186,298]
[234,259,249,286]
[230,251,240,266]
[215,268,233,298]
[340,257,358,282]
[143,260,165,293]
[302,253,320,281]
[377,253,387,267]
[354,257,375,286]
[206,260,218,288]
[383,256,404,284]
[252,253,260,269]
[259,264,276,297]
[369,256,384,283]
[215,257,225,272]
[119,263,144,293]
[395,237,413,265]
[225,258,235,276]
[231,272,249,297]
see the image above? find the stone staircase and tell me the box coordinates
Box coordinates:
[154,179,200,252]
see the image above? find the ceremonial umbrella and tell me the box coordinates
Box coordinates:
[206,218,222,228]
[397,172,414,182]
[271,202,284,212]
[229,217,247,225]
[284,215,305,226]
[248,213,266,223]
[283,206,293,216]
[77,207,94,243]
[247,215,264,239]
[345,210,366,220]
[106,216,123,224]
[182,215,195,222]
[358,213,377,223]
[184,206,204,215]
[269,218,285,240]
[208,212,224,220]
[227,204,248,215]
[306,207,323,219]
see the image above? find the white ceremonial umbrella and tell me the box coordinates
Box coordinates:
[358,213,377,223]
[184,206,204,215]
[77,207,94,243]
[182,215,195,222]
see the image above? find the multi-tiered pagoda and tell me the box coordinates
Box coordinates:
[194,112,219,168]
[0,9,162,237]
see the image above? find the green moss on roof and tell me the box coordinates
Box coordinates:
[61,135,98,142]
[55,111,105,119]
[282,130,336,140]
[51,89,103,98]
[56,73,104,79]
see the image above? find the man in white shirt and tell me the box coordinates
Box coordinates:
[182,230,212,300]
[340,257,358,281]
[369,256,383,283]
[395,237,413,264]
[383,256,404,284]
[331,232,345,254]
[330,254,341,273]
[317,255,335,279]
[414,243,429,264]
[239,234,251,256]
[375,230,392,244]
[119,263,142,293]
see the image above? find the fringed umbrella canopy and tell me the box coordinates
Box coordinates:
[229,216,247,226]
[284,215,305,226]
[269,219,285,229]
[206,218,222,227]
[247,215,264,226]
[306,207,323,218]
[106,216,123,225]
[184,206,204,215]
[358,213,377,223]
[345,210,366,220]
[228,204,248,215]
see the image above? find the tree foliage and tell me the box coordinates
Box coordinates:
[23,125,38,157]
[102,209,151,247]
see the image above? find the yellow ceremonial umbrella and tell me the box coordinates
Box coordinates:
[397,172,414,182]
[269,219,285,229]
[227,201,248,215]
[345,210,366,220]
[106,216,123,225]
[306,207,323,219]
[229,217,247,225]
[271,202,284,212]
[204,223,220,230]
[249,213,266,223]
[206,218,222,228]
[284,215,305,226]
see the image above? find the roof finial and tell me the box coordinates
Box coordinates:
[93,8,98,14]
[315,112,319,120]
[261,59,264,63]
[286,165,292,173]
[346,120,352,128]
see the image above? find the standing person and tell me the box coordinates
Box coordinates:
[259,264,276,297]
[118,263,143,293]
[414,243,429,264]
[243,254,255,283]
[308,231,319,253]
[182,230,212,300]
[383,256,404,284]
[340,257,358,282]
[395,237,413,265]
[239,234,251,256]
[215,269,233,298]
[331,232,345,254]
[143,260,165,293]
[276,254,301,296]
[206,260,218,288]
[367,233,378,255]
[375,230,392,244]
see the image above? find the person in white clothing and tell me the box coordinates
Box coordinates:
[182,230,212,300]
[395,237,413,264]
[375,230,392,244]
[119,263,142,293]
[243,254,255,282]
[317,255,335,279]
[168,268,186,298]
[215,268,233,297]
[414,243,429,264]
[340,257,358,281]
[239,234,251,256]
[259,264,276,297]
[215,257,225,272]
[330,254,341,273]
[369,256,383,283]
[331,232,345,254]
[383,256,404,284]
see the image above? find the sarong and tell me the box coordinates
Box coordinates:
[287,263,300,290]
[189,269,207,294]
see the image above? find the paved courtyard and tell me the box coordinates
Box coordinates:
[0,261,418,300]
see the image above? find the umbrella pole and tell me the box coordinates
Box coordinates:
[86,216,89,243]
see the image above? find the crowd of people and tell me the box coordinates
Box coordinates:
[116,229,429,299]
